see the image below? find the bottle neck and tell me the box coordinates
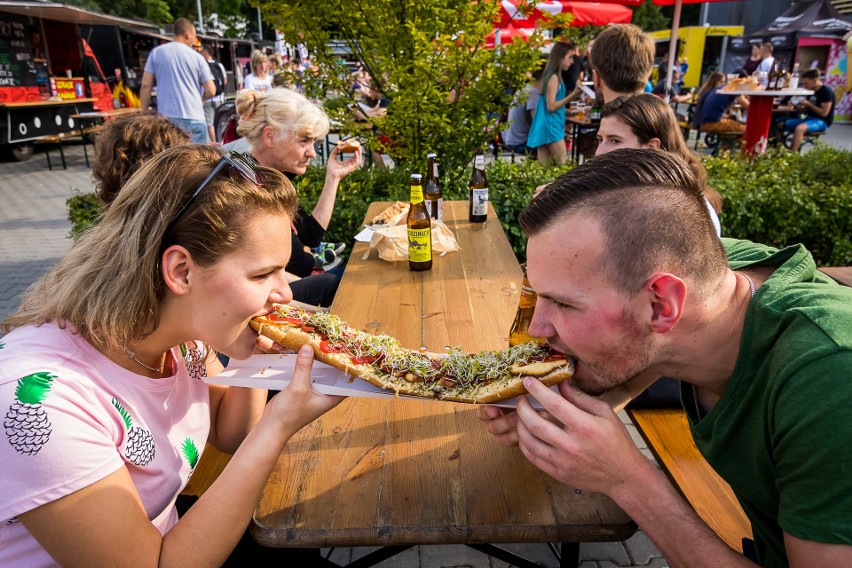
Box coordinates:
[473,153,485,171]
[410,183,424,205]
[518,279,537,308]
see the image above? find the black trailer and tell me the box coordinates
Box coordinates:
[0,0,161,158]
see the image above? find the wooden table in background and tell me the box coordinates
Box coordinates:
[724,88,813,156]
[566,116,599,164]
[250,201,637,568]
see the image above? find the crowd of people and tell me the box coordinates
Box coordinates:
[1,15,850,568]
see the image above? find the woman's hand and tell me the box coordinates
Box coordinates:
[325,146,363,182]
[266,345,344,436]
[475,405,521,447]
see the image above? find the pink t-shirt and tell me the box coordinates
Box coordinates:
[0,323,211,567]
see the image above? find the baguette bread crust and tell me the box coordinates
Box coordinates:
[250,316,573,404]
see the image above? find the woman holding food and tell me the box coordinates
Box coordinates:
[227,87,362,307]
[0,144,341,566]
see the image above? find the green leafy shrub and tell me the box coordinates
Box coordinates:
[706,145,852,266]
[66,191,101,239]
[66,145,852,267]
[296,157,572,261]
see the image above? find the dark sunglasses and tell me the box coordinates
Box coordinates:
[165,151,262,236]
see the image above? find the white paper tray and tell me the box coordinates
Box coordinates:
[204,353,547,408]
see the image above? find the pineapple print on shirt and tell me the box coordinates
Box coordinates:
[4,372,55,455]
[112,398,156,466]
[181,342,207,380]
[182,437,200,481]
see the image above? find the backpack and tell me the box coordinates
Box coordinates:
[208,61,225,97]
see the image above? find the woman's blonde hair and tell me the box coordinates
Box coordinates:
[235,87,330,146]
[250,49,268,76]
[2,144,298,352]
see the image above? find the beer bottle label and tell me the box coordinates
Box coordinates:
[472,187,488,216]
[474,154,485,170]
[519,283,537,308]
[433,163,439,177]
[408,227,432,262]
[425,198,443,223]
[410,183,424,205]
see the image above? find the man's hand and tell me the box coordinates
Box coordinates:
[514,377,648,495]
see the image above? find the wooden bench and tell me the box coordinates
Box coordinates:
[35,128,93,170]
[627,407,752,552]
[699,128,743,156]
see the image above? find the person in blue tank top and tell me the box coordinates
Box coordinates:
[527,41,577,165]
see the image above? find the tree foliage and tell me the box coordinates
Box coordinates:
[630,2,669,33]
[259,0,569,179]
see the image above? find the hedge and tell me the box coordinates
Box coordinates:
[68,144,852,266]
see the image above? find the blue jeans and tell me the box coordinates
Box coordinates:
[783,117,828,134]
[168,117,209,143]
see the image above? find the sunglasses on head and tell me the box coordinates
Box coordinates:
[164,151,262,236]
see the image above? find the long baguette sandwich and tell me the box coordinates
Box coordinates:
[250,305,574,404]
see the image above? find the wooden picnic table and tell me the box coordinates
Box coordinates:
[819,267,852,288]
[250,200,637,567]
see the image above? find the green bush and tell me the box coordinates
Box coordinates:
[706,145,852,266]
[66,191,101,239]
[66,146,852,267]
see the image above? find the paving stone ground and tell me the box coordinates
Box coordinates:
[2,126,851,566]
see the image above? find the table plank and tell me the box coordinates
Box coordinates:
[251,201,636,548]
[819,267,852,288]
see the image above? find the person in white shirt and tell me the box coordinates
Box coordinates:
[755,43,775,75]
[243,50,273,92]
[139,18,215,143]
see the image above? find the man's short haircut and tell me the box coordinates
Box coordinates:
[762,42,774,54]
[801,68,820,80]
[589,24,654,94]
[520,149,727,295]
[173,18,195,38]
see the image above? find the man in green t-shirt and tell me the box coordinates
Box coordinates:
[477,149,852,567]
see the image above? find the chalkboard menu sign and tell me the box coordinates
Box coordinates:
[0,13,38,87]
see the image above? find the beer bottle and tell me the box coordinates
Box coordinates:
[423,153,443,223]
[789,63,800,89]
[508,263,545,346]
[407,173,432,271]
[468,150,489,223]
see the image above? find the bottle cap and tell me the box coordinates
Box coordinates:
[410,173,423,182]
[427,153,437,159]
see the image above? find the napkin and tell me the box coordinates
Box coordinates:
[367,219,460,262]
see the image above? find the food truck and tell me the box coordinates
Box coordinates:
[0,1,161,159]
[649,25,745,89]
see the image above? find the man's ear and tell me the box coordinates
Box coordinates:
[643,273,687,333]
[161,245,193,296]
[592,69,601,92]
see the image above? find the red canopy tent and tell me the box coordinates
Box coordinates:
[579,0,743,97]
[496,0,632,27]
[490,1,633,48]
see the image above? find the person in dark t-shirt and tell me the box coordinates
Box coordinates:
[780,68,835,152]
